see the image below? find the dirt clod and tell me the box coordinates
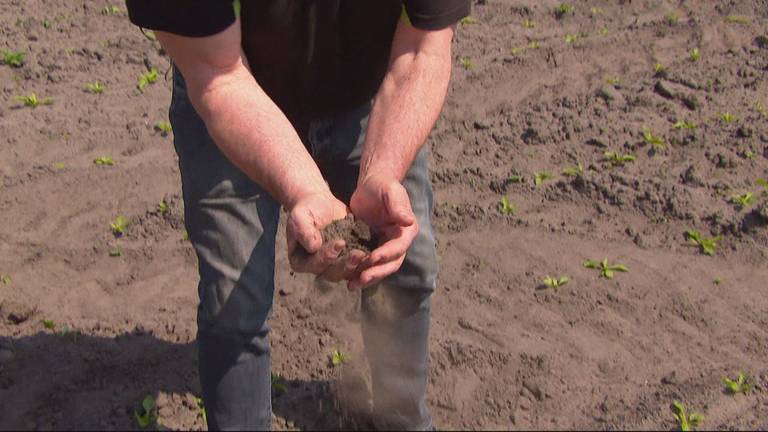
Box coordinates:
[321,215,376,255]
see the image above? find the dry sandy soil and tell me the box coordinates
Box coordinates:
[1,0,767,430]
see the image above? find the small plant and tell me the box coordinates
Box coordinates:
[509,175,523,183]
[1,50,25,67]
[134,395,159,429]
[563,163,584,177]
[674,120,696,130]
[271,373,287,395]
[331,349,349,367]
[564,33,580,44]
[543,276,569,290]
[604,151,636,166]
[85,82,105,94]
[730,192,754,209]
[590,7,603,15]
[554,3,575,19]
[527,40,541,49]
[606,76,620,85]
[110,216,129,236]
[720,112,736,123]
[685,230,720,256]
[499,196,515,215]
[158,201,169,214]
[459,58,474,70]
[598,28,609,36]
[533,172,553,186]
[665,13,680,24]
[460,16,479,25]
[654,63,666,75]
[196,397,207,426]
[723,372,751,394]
[15,94,53,108]
[93,156,116,166]
[757,102,767,116]
[42,319,55,330]
[689,48,701,62]
[102,5,122,15]
[671,400,703,432]
[154,121,172,137]
[510,47,525,56]
[583,258,628,279]
[1,274,10,284]
[137,68,159,91]
[757,178,768,193]
[724,15,750,25]
[109,247,122,257]
[642,127,665,150]
[522,19,536,29]
[183,230,190,241]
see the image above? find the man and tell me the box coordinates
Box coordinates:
[125,1,469,429]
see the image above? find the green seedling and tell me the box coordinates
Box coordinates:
[93,156,115,166]
[137,68,159,91]
[109,247,122,257]
[499,196,515,215]
[543,276,569,290]
[1,275,10,285]
[689,48,701,62]
[527,40,541,49]
[331,349,349,367]
[42,319,55,330]
[102,5,121,15]
[271,373,287,395]
[15,94,53,108]
[53,162,66,169]
[563,163,584,177]
[590,7,603,15]
[720,112,736,123]
[724,15,750,25]
[583,258,629,279]
[522,19,536,29]
[110,216,129,236]
[604,151,636,166]
[533,172,553,186]
[85,82,105,94]
[674,120,696,130]
[654,63,666,74]
[459,58,474,70]
[1,50,25,67]
[730,192,754,209]
[510,47,525,56]
[723,372,751,394]
[713,277,722,285]
[665,13,679,24]
[564,33,580,44]
[642,127,665,150]
[134,395,158,429]
[598,28,609,36]
[757,103,767,116]
[744,150,756,160]
[157,201,169,214]
[154,121,172,137]
[606,76,620,85]
[460,16,479,25]
[183,230,190,241]
[671,400,704,432]
[195,397,207,426]
[554,3,575,19]
[685,230,720,256]
[509,175,523,183]
[756,178,768,193]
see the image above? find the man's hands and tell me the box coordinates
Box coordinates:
[286,192,367,282]
[348,174,418,290]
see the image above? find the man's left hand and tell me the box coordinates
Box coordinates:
[348,174,418,290]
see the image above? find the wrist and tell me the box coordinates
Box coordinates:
[283,183,334,211]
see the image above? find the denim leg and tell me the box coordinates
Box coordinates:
[170,68,278,431]
[309,104,438,431]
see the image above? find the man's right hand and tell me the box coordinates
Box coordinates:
[286,192,367,282]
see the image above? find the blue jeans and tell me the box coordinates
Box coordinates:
[170,68,438,430]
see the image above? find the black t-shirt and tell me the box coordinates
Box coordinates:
[126,0,469,123]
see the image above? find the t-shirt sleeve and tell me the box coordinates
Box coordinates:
[125,0,236,37]
[403,0,471,30]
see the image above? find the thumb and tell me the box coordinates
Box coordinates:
[384,184,415,227]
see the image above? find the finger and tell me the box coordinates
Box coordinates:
[290,239,344,274]
[350,257,405,290]
[368,223,418,266]
[383,185,416,227]
[319,249,366,282]
[287,209,322,254]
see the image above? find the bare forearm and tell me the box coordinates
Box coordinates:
[360,33,453,183]
[192,65,329,208]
